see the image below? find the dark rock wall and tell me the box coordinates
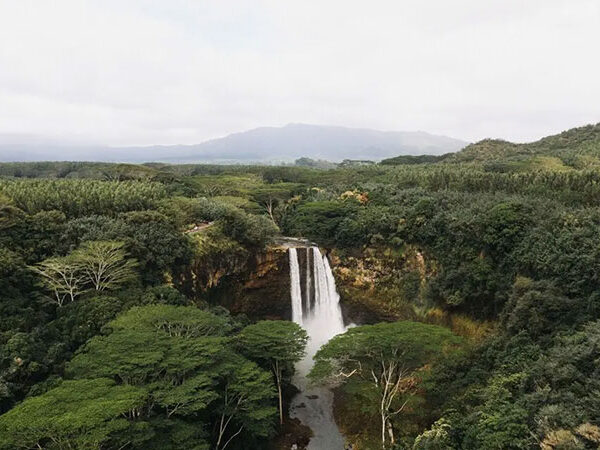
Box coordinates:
[206,247,292,320]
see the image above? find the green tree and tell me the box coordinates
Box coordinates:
[31,256,87,306]
[284,200,357,246]
[214,357,277,450]
[0,193,24,230]
[250,184,300,225]
[413,418,458,449]
[106,304,232,337]
[31,240,139,305]
[67,307,230,388]
[67,305,277,449]
[0,378,147,450]
[72,240,138,291]
[462,373,533,450]
[310,321,463,449]
[502,277,582,338]
[237,320,308,425]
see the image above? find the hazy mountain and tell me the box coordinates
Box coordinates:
[0,124,467,163]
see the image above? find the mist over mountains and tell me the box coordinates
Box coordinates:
[0,124,467,163]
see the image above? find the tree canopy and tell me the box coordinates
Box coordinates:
[3,138,600,449]
[310,321,463,448]
[237,320,308,424]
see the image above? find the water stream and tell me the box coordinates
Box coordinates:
[288,247,348,450]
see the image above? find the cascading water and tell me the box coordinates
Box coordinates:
[289,248,303,325]
[289,246,347,449]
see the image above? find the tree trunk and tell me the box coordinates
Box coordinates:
[274,361,284,425]
[277,377,283,425]
[381,411,387,449]
[387,420,395,445]
[265,198,276,224]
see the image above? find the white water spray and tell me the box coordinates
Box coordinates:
[289,246,347,449]
[289,248,303,326]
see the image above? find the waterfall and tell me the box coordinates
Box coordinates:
[288,246,347,449]
[289,248,303,325]
[289,247,346,370]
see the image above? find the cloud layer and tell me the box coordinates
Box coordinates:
[0,0,599,146]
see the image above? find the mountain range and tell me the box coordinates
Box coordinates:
[0,124,467,163]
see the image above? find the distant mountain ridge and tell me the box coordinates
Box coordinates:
[0,124,467,163]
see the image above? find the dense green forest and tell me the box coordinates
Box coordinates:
[1,123,600,449]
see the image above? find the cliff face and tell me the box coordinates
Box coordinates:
[205,246,292,320]
[179,237,441,326]
[330,245,438,323]
[331,245,493,341]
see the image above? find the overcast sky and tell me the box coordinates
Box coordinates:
[0,0,599,146]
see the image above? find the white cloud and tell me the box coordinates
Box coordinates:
[0,0,598,145]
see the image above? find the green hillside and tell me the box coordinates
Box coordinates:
[381,123,600,171]
[451,123,600,169]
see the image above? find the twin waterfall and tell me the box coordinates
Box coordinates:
[288,246,347,449]
[289,247,346,356]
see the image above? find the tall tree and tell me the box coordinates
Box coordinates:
[237,320,308,425]
[72,240,138,291]
[251,185,299,225]
[214,357,277,450]
[31,256,87,306]
[310,321,462,449]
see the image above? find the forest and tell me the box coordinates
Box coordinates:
[1,122,600,450]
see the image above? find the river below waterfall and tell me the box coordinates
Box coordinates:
[287,247,350,450]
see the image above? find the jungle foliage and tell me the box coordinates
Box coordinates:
[1,122,600,449]
[0,169,300,449]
